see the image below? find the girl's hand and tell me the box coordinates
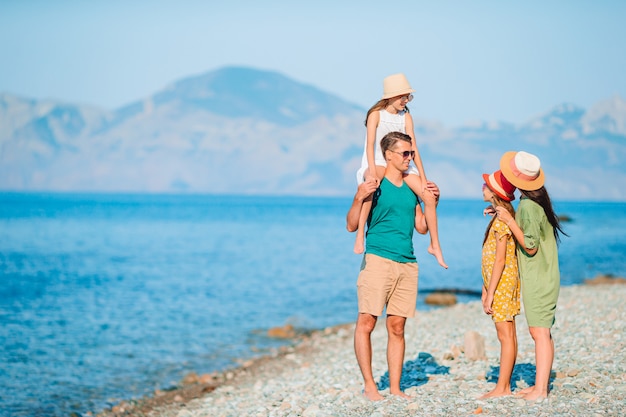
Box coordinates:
[483,205,495,217]
[364,175,379,186]
[495,206,512,224]
[482,294,494,315]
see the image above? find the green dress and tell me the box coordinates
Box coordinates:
[516,197,560,328]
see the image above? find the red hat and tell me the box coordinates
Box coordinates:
[482,170,516,201]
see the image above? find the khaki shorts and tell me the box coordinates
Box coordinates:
[357,253,419,318]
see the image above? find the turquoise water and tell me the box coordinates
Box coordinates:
[0,193,624,416]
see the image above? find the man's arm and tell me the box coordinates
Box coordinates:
[346,180,378,232]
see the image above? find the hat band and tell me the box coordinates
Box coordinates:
[487,173,513,200]
[510,158,539,181]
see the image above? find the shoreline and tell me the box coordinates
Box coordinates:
[97,281,626,417]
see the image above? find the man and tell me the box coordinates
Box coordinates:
[346,131,439,400]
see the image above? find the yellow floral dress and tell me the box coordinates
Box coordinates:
[481,218,520,322]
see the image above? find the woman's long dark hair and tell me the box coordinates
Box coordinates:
[521,186,568,244]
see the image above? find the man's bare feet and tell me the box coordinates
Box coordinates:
[519,388,548,402]
[362,388,384,401]
[514,386,534,397]
[390,390,412,400]
[428,245,448,269]
[479,388,512,399]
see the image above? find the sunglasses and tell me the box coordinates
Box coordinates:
[390,150,415,159]
[398,94,413,102]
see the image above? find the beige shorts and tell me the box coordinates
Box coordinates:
[357,253,419,318]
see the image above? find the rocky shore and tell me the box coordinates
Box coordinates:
[98,282,625,417]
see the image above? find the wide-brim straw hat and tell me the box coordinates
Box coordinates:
[500,151,545,191]
[483,170,516,201]
[382,73,415,99]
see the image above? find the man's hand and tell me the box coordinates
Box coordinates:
[425,180,440,202]
[356,178,378,201]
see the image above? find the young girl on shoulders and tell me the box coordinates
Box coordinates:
[495,151,567,401]
[354,73,447,268]
[480,169,520,399]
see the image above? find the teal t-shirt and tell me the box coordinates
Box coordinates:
[365,178,418,263]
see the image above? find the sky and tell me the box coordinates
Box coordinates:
[1,0,625,127]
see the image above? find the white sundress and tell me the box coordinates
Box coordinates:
[356,109,419,184]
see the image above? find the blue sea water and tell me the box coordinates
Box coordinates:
[0,193,624,416]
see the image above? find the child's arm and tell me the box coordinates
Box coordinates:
[405,113,427,183]
[483,230,507,315]
[365,111,380,183]
[495,207,538,256]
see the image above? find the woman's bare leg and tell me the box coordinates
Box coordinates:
[520,327,553,401]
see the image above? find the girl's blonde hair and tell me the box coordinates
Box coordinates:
[364,99,410,126]
[483,194,516,245]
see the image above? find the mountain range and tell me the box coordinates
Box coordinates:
[1,66,625,201]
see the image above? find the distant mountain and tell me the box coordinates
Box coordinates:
[1,66,625,201]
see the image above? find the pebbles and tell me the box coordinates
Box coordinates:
[147,285,626,417]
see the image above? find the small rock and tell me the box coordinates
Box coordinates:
[451,345,463,359]
[584,274,626,285]
[182,372,199,385]
[198,373,214,384]
[464,331,486,361]
[425,292,457,306]
[268,324,296,338]
[407,402,421,410]
[302,404,320,416]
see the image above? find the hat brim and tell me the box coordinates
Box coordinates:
[381,88,416,100]
[499,151,545,191]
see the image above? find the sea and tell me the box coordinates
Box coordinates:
[1,192,625,417]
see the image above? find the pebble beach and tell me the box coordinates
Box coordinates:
[101,283,626,417]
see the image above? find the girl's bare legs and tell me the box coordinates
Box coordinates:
[404,174,448,268]
[480,319,517,399]
[354,167,385,254]
[354,198,371,254]
[519,327,553,401]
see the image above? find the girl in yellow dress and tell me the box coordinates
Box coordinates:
[480,169,520,398]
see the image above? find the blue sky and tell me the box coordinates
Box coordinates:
[1,0,625,126]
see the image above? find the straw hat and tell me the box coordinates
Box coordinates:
[382,73,415,99]
[499,151,545,191]
[482,170,516,201]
